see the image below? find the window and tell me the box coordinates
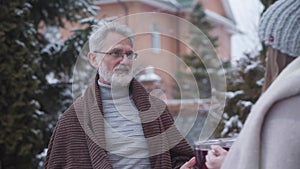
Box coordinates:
[151,23,161,53]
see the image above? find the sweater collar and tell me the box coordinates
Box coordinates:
[97,80,131,100]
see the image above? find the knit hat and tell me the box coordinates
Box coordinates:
[258,0,300,57]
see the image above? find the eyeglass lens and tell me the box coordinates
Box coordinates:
[111,50,136,60]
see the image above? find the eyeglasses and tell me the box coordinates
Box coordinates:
[94,49,138,61]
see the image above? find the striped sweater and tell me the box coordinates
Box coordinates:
[99,82,151,168]
[44,74,193,169]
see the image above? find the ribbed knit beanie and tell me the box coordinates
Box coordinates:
[258,0,300,57]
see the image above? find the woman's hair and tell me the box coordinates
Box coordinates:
[262,46,296,92]
[259,0,300,92]
[88,22,135,52]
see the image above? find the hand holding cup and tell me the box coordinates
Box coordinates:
[194,138,234,169]
[205,145,228,169]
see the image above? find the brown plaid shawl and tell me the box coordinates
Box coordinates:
[45,75,193,169]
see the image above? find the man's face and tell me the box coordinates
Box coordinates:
[97,32,134,86]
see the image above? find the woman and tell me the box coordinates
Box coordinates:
[205,0,300,168]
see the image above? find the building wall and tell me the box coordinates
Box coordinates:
[95,2,186,99]
[60,0,234,99]
[197,0,232,61]
[198,0,227,17]
[210,24,231,61]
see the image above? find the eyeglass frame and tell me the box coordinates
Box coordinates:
[93,50,138,61]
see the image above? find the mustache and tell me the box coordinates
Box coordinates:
[114,65,130,72]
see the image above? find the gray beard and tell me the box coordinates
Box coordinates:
[98,64,133,87]
[98,64,113,83]
[111,73,133,87]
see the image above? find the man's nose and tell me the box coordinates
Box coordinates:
[119,53,130,64]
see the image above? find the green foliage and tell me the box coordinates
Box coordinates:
[0,1,42,168]
[174,2,221,99]
[214,54,265,137]
[212,0,277,138]
[0,0,98,168]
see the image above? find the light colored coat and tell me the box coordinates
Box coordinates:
[221,56,300,169]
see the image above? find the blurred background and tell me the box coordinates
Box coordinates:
[0,0,278,168]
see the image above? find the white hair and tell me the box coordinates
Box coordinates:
[89,22,135,52]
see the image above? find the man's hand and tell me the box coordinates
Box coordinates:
[205,145,228,169]
[180,157,196,169]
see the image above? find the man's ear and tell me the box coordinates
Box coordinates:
[87,52,99,68]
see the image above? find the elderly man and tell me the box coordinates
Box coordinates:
[44,22,194,169]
